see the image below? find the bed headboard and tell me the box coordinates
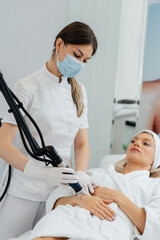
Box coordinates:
[100,154,126,168]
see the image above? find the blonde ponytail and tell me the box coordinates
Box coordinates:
[68,77,84,117]
[149,167,160,178]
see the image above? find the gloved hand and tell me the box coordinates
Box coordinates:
[75,171,94,195]
[24,160,78,187]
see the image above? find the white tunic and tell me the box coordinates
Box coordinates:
[2,64,88,201]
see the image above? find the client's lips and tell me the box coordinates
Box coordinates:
[131,148,140,153]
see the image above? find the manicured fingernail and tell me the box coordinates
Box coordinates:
[114,213,117,216]
[112,217,116,220]
[109,217,112,220]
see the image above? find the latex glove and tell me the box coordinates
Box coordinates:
[24,160,78,187]
[75,171,94,195]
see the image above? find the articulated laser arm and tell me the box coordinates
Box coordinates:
[0,72,83,198]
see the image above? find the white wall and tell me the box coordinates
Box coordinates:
[69,0,122,167]
[114,0,148,102]
[0,0,69,117]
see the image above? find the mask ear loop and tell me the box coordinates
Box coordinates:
[62,40,68,55]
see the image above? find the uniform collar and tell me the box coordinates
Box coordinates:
[41,63,68,85]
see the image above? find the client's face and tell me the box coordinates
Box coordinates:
[126,133,155,170]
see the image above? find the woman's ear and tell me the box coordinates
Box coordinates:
[55,38,63,54]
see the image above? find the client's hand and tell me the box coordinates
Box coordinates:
[92,186,117,202]
[77,195,116,221]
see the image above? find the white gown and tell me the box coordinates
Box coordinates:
[10,163,160,240]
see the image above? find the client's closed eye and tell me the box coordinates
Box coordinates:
[143,142,151,146]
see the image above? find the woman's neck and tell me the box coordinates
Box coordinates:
[123,163,149,174]
[46,55,63,81]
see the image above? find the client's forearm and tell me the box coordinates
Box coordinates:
[54,195,78,209]
[54,195,115,221]
[116,192,146,234]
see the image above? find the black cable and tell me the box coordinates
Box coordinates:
[0,91,53,202]
[11,91,46,149]
[0,165,11,201]
[0,72,82,201]
[18,123,55,165]
[0,107,53,202]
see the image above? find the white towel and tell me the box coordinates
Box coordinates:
[134,129,160,169]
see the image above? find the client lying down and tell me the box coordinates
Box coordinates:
[11,130,160,240]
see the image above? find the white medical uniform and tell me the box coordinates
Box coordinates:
[0,64,89,239]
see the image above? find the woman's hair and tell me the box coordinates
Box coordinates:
[53,21,98,117]
[116,158,160,178]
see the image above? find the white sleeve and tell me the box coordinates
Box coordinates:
[134,180,160,240]
[79,84,89,129]
[46,185,75,214]
[87,168,106,176]
[2,79,30,126]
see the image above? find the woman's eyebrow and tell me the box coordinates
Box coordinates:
[75,48,91,59]
[133,137,138,140]
[76,48,84,56]
[133,136,153,142]
[143,138,153,143]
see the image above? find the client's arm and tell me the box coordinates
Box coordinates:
[93,187,145,234]
[116,192,146,234]
[54,195,116,221]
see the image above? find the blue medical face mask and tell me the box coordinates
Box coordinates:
[56,42,85,77]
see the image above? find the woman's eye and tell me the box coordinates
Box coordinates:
[74,53,88,63]
[143,142,150,146]
[131,140,135,143]
[74,53,81,58]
